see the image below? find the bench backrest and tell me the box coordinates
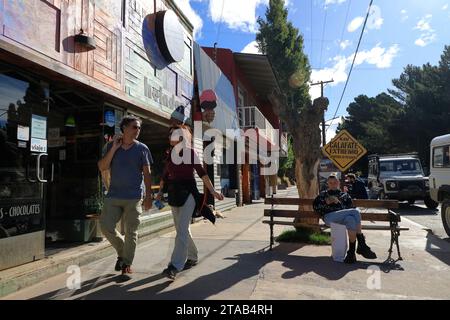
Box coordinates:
[264,197,400,222]
[264,198,399,209]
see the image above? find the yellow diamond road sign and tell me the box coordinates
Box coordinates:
[323,130,367,172]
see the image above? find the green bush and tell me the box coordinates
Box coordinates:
[276,227,331,245]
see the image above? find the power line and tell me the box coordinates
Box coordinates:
[327,0,374,133]
[215,0,226,45]
[310,0,313,61]
[319,8,328,69]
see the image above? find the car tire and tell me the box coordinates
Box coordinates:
[424,196,439,210]
[441,200,450,237]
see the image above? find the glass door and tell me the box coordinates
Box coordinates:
[0,68,50,270]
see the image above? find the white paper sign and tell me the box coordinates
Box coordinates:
[31,115,47,139]
[17,125,30,141]
[30,138,47,153]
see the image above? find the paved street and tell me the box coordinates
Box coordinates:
[396,202,449,242]
[3,187,450,300]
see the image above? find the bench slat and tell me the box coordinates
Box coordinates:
[353,199,399,209]
[265,198,399,209]
[264,198,314,205]
[264,209,318,218]
[362,225,409,231]
[262,220,408,231]
[264,209,399,222]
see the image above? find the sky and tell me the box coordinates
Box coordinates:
[174,0,450,142]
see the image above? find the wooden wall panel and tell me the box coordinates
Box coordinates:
[92,5,122,90]
[3,0,61,60]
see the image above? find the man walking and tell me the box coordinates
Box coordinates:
[313,175,377,264]
[98,115,153,275]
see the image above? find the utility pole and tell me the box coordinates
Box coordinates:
[311,79,334,146]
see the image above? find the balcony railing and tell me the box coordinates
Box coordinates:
[238,106,276,145]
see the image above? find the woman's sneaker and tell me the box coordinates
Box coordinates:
[162,264,178,280]
[183,259,198,270]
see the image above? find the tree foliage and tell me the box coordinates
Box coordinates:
[339,45,450,171]
[257,0,329,200]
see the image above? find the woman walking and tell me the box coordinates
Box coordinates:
[156,125,223,280]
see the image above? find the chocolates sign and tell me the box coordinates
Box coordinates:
[0,203,41,220]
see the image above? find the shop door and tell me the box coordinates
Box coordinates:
[0,70,51,270]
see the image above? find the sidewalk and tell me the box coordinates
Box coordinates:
[3,187,450,300]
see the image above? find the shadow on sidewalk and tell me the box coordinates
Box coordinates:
[424,231,450,266]
[31,241,403,300]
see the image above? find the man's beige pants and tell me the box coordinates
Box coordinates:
[100,198,142,266]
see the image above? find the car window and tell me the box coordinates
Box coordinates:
[433,145,450,168]
[380,160,423,173]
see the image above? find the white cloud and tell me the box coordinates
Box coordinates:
[339,40,352,50]
[208,0,269,33]
[348,5,383,32]
[371,17,383,29]
[173,0,204,38]
[310,44,400,99]
[325,0,347,5]
[414,14,437,47]
[348,17,364,32]
[415,14,433,32]
[400,9,408,22]
[443,4,449,10]
[353,44,400,69]
[241,41,262,54]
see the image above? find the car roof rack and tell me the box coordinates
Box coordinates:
[368,153,419,159]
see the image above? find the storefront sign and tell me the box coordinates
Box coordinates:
[0,203,41,220]
[17,125,29,141]
[30,138,47,153]
[31,114,47,139]
[143,77,183,110]
[142,10,184,70]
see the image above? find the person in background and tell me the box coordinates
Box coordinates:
[345,173,369,199]
[155,125,223,280]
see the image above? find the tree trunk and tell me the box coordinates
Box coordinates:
[295,158,319,226]
[269,91,329,229]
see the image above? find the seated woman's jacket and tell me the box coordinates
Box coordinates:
[313,189,354,217]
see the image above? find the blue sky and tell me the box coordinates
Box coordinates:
[174,0,450,140]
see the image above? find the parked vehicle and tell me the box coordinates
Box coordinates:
[318,158,341,191]
[368,153,438,209]
[429,134,450,237]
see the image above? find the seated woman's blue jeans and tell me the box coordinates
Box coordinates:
[323,208,361,232]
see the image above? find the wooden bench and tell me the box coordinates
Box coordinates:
[263,197,409,261]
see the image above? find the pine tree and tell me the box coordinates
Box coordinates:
[257,0,329,205]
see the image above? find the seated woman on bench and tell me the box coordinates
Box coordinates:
[313,174,377,264]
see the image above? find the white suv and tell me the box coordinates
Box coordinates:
[429,134,450,237]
